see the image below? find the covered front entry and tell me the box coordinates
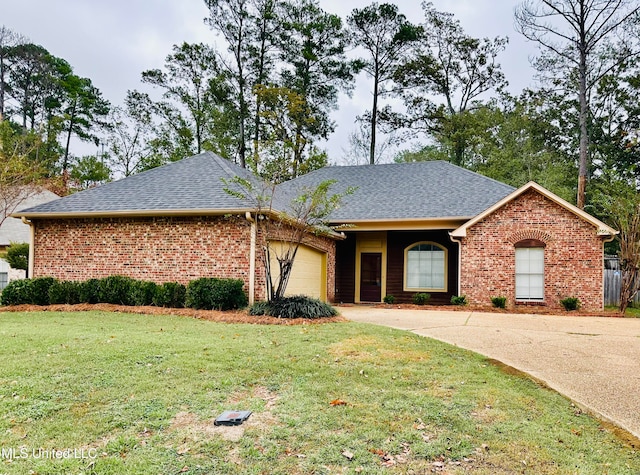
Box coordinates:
[335,230,459,304]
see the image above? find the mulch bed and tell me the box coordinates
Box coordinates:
[0,303,347,325]
[0,302,628,323]
[362,302,627,318]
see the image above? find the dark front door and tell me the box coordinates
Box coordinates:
[360,253,382,302]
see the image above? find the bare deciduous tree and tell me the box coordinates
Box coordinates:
[224,176,354,301]
[515,0,640,209]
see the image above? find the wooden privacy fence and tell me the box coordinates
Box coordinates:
[604,269,640,306]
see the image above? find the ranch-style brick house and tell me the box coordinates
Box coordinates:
[13,152,617,311]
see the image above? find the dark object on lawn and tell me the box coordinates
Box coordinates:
[214,410,252,426]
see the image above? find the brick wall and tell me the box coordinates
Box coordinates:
[458,189,606,311]
[32,214,336,303]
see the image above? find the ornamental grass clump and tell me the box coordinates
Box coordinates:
[249,295,338,319]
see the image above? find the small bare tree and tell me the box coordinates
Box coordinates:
[594,180,640,313]
[224,176,354,301]
[610,193,640,313]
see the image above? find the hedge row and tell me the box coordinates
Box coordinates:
[0,276,247,311]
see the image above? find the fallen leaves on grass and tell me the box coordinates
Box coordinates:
[330,399,348,406]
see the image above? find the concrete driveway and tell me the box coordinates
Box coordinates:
[338,306,640,440]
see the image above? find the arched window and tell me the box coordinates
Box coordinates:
[404,242,447,291]
[515,239,545,301]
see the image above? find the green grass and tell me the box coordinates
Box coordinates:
[0,311,638,474]
[604,305,640,317]
[622,306,640,317]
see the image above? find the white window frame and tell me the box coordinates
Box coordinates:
[403,241,447,292]
[0,259,8,291]
[515,247,544,301]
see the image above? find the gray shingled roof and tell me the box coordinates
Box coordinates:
[15,154,515,222]
[16,152,259,216]
[278,161,515,221]
[1,189,59,245]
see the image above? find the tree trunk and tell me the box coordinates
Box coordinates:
[0,55,5,119]
[370,69,379,165]
[63,99,78,175]
[576,11,589,210]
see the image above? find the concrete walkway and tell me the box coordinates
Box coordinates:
[338,306,640,439]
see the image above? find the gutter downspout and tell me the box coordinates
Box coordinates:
[245,212,256,305]
[448,233,462,297]
[21,217,35,279]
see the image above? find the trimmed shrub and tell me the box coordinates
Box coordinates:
[383,295,396,304]
[451,295,467,306]
[491,296,507,309]
[250,295,338,319]
[185,278,248,311]
[79,278,101,304]
[153,282,186,308]
[98,275,136,305]
[412,293,431,305]
[48,280,82,305]
[130,280,158,306]
[5,242,29,272]
[30,277,57,305]
[0,279,34,305]
[560,297,580,311]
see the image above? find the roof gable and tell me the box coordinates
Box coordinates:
[450,181,618,238]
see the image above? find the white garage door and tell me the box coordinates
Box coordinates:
[269,242,326,300]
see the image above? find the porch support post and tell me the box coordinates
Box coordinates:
[449,233,462,297]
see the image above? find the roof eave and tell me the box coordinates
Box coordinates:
[330,216,472,231]
[12,208,256,220]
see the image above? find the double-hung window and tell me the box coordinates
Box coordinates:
[515,241,545,301]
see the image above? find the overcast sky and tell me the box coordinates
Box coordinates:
[3,0,539,163]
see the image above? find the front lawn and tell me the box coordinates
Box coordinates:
[0,311,638,474]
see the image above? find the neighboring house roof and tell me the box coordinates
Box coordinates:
[450,181,618,238]
[0,189,59,246]
[15,152,260,218]
[279,161,515,222]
